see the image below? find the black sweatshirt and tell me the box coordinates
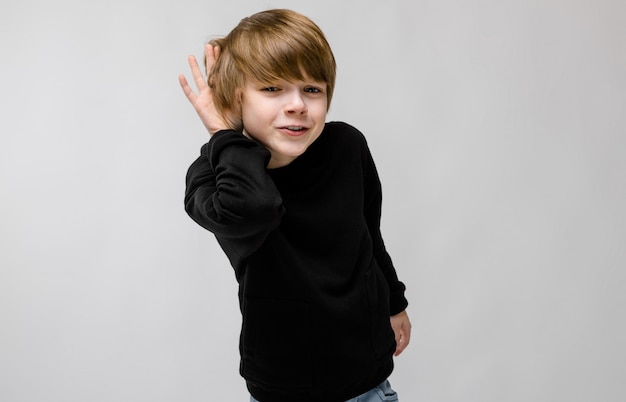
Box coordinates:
[185,121,408,402]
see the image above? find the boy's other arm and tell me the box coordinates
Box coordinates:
[359,133,412,355]
[361,143,408,315]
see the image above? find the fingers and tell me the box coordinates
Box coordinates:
[177,55,203,103]
[391,311,412,356]
[204,43,220,74]
[178,73,196,102]
[180,43,220,98]
[188,54,208,93]
[178,45,229,135]
[179,48,215,103]
[394,327,403,356]
[394,321,411,356]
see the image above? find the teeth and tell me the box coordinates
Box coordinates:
[286,126,304,131]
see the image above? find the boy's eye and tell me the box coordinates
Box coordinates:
[262,87,280,92]
[304,87,322,93]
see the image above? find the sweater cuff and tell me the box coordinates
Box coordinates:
[202,130,270,167]
[389,282,409,316]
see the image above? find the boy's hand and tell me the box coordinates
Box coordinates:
[178,44,239,135]
[390,310,411,356]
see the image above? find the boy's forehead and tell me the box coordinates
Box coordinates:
[246,73,327,86]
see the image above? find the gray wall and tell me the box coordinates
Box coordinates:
[1,0,624,401]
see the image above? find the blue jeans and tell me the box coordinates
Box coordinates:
[249,379,398,402]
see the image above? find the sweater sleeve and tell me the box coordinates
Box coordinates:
[361,136,409,316]
[184,130,284,274]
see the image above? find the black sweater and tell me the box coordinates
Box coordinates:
[185,122,408,402]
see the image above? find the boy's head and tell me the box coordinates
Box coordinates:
[208,9,337,121]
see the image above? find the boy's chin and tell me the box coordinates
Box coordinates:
[266,146,311,168]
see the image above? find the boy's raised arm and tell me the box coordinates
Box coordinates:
[181,44,280,273]
[184,130,284,274]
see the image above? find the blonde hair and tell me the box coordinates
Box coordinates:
[208,9,336,122]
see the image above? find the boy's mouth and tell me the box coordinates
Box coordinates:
[280,126,308,136]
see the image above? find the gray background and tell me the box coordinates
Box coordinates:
[1,0,624,401]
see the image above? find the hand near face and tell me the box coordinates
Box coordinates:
[178,44,240,135]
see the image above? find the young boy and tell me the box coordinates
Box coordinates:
[179,9,411,402]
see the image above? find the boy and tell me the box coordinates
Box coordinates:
[179,9,411,402]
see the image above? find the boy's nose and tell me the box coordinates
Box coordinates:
[286,92,307,114]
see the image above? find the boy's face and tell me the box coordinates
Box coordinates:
[240,77,328,169]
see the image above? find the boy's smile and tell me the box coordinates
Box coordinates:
[241,78,328,169]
